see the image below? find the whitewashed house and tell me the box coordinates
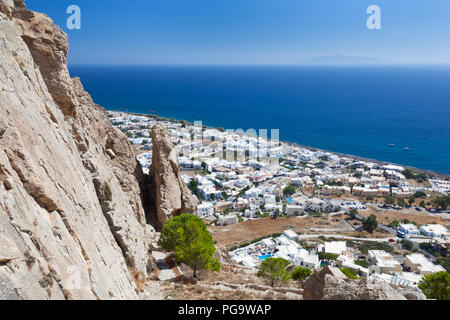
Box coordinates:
[368,250,402,274]
[420,224,449,238]
[217,214,239,226]
[197,203,214,217]
[404,253,446,275]
[295,249,320,270]
[283,230,298,241]
[318,241,347,255]
[398,223,420,236]
[286,205,304,216]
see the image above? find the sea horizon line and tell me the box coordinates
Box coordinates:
[68,63,450,68]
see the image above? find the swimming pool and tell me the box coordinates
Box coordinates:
[258,254,272,260]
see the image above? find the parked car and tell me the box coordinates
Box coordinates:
[388,238,395,242]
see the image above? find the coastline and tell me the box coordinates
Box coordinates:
[111,110,450,180]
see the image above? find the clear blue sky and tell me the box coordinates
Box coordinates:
[27,0,450,65]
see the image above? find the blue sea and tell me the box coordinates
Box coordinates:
[69,65,450,174]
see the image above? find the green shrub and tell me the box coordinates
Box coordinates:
[362,214,378,233]
[354,259,368,268]
[434,257,450,273]
[318,252,339,261]
[283,184,297,196]
[358,241,393,254]
[401,239,414,251]
[346,240,356,247]
[418,271,450,300]
[339,267,358,279]
[102,183,112,201]
[125,256,135,269]
[291,266,312,285]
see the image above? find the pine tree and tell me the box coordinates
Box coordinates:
[158,214,221,279]
[418,271,450,300]
[257,257,290,287]
[291,266,312,287]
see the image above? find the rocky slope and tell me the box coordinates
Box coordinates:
[0,0,160,299]
[302,267,426,300]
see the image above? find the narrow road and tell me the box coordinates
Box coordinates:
[297,234,397,242]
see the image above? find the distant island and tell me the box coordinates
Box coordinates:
[306,54,393,65]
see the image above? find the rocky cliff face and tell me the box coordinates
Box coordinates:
[148,124,198,227]
[0,0,159,299]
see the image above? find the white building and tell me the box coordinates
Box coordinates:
[420,224,449,238]
[368,250,402,274]
[261,238,276,250]
[217,214,239,226]
[290,177,303,186]
[295,249,320,270]
[404,253,446,275]
[286,205,304,216]
[398,223,420,236]
[283,230,298,241]
[244,187,264,199]
[370,272,423,288]
[318,241,347,255]
[264,194,277,205]
[382,164,405,172]
[197,203,214,217]
[304,198,324,212]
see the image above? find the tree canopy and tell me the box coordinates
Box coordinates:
[257,257,291,287]
[291,266,312,286]
[388,220,400,229]
[434,257,450,273]
[158,214,221,279]
[397,198,407,208]
[348,208,358,219]
[432,196,450,211]
[384,196,395,205]
[402,169,428,183]
[362,214,378,233]
[418,271,450,300]
[283,184,297,196]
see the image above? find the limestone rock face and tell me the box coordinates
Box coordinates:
[0,1,159,299]
[149,124,198,226]
[1,0,75,116]
[302,267,426,300]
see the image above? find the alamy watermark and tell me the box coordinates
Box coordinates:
[367,5,381,30]
[66,5,81,30]
[176,121,281,166]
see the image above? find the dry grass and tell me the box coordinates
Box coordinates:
[209,216,351,249]
[132,271,146,291]
[360,206,450,226]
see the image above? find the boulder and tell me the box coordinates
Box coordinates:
[303,267,426,300]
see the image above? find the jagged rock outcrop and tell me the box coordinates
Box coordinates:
[302,267,426,300]
[148,124,198,227]
[0,1,159,299]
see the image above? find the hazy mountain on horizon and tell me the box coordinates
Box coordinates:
[306,54,393,65]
